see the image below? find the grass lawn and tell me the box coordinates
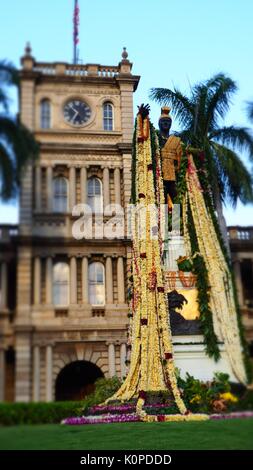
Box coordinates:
[0,419,253,450]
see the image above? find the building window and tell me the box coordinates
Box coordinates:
[53,177,68,213]
[40,99,51,129]
[103,102,114,131]
[88,262,105,306]
[53,262,69,306]
[87,177,103,213]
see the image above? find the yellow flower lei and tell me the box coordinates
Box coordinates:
[105,113,208,422]
[186,155,246,384]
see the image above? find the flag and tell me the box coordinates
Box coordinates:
[73,0,80,46]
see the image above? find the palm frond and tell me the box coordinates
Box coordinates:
[0,142,15,200]
[0,88,8,111]
[0,115,39,182]
[205,74,237,130]
[149,87,194,128]
[0,61,19,87]
[210,126,253,160]
[245,101,253,122]
[211,142,253,207]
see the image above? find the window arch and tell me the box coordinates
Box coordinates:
[53,177,68,213]
[103,102,114,131]
[88,262,105,306]
[87,177,103,213]
[53,262,70,306]
[40,99,51,129]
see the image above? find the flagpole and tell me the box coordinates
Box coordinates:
[73,0,79,64]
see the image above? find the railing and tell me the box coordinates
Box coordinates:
[65,64,88,77]
[228,226,253,241]
[32,62,120,78]
[97,65,119,77]
[0,225,18,242]
[33,63,56,75]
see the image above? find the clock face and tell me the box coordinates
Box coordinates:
[64,100,92,126]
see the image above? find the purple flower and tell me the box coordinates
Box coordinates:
[62,413,141,425]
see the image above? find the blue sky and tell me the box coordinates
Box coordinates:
[0,0,253,225]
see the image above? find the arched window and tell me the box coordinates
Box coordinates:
[103,102,114,131]
[87,177,103,213]
[88,262,105,306]
[53,177,68,213]
[53,262,69,306]
[40,99,51,129]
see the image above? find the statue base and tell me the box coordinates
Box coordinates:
[173,335,238,382]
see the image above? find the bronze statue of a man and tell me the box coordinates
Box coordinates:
[158,107,182,209]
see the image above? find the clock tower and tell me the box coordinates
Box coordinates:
[14,45,140,402]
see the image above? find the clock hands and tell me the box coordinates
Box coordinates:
[70,105,79,122]
[64,101,91,125]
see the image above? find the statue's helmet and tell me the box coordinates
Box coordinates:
[158,106,172,122]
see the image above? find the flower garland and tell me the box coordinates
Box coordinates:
[177,149,220,359]
[105,108,208,422]
[186,155,247,384]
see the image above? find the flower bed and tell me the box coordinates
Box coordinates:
[62,410,253,426]
[210,411,253,420]
[62,413,140,425]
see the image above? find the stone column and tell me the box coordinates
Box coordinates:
[80,167,87,205]
[15,332,31,402]
[32,345,40,402]
[46,257,53,305]
[35,165,41,211]
[69,166,76,212]
[0,261,7,309]
[114,168,121,207]
[103,167,110,213]
[82,256,89,304]
[0,348,5,401]
[108,343,116,377]
[105,256,113,304]
[19,78,35,235]
[45,344,53,402]
[33,257,41,305]
[46,166,53,213]
[119,81,134,143]
[120,343,127,379]
[233,259,244,306]
[16,247,32,320]
[117,257,125,303]
[70,257,77,304]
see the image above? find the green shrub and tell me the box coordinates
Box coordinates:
[238,390,253,410]
[82,376,122,413]
[0,401,83,426]
[177,371,232,413]
[0,377,122,426]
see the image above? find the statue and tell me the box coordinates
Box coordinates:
[158,107,182,210]
[159,107,200,335]
[168,290,201,335]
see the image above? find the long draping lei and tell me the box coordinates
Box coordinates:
[185,155,247,384]
[105,112,208,422]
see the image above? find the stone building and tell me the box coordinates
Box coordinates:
[228,226,253,345]
[0,46,140,402]
[1,48,253,402]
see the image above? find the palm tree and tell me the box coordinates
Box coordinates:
[0,61,38,201]
[246,101,253,122]
[150,74,253,254]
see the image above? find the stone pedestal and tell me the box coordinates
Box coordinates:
[173,335,238,382]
